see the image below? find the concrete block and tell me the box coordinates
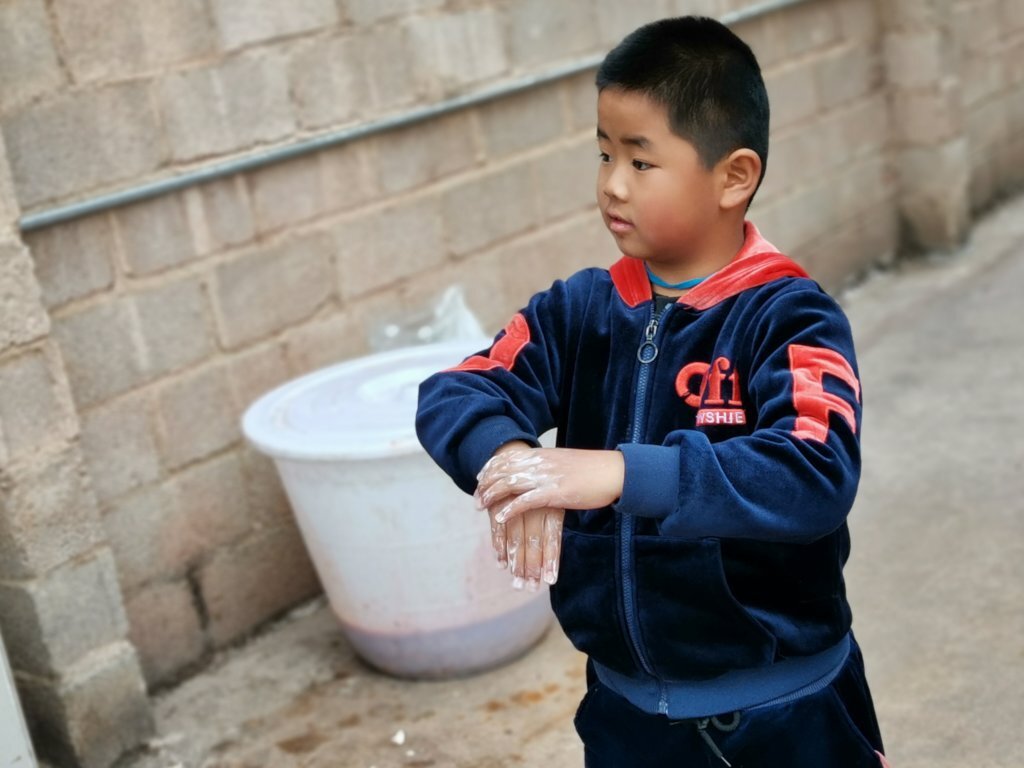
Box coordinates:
[960,52,1007,108]
[840,93,889,159]
[955,0,1001,55]
[593,0,668,47]
[115,194,198,276]
[102,484,182,589]
[1006,36,1024,87]
[159,53,296,162]
[248,155,325,235]
[1000,0,1024,32]
[238,444,291,528]
[884,31,946,90]
[124,580,206,687]
[407,247,510,336]
[374,112,478,195]
[173,452,251,555]
[506,0,599,70]
[52,298,148,409]
[334,196,445,299]
[878,0,939,30]
[133,275,214,379]
[361,25,418,111]
[155,364,238,470]
[996,135,1024,193]
[281,311,365,377]
[0,549,128,677]
[835,0,882,41]
[832,156,895,220]
[199,524,320,647]
[24,214,115,310]
[888,80,964,146]
[52,0,214,83]
[0,138,19,230]
[816,43,883,113]
[0,346,76,463]
[79,392,162,505]
[729,16,785,70]
[478,84,566,160]
[211,231,335,349]
[966,96,1010,153]
[345,0,445,26]
[764,61,819,130]
[0,242,50,353]
[531,137,600,223]
[226,340,292,418]
[441,162,537,258]
[491,215,616,314]
[0,445,105,580]
[0,0,64,115]
[897,141,971,249]
[2,82,164,209]
[289,35,368,131]
[564,72,599,132]
[670,0,722,18]
[183,175,255,256]
[768,0,841,58]
[320,143,379,215]
[405,9,508,93]
[18,640,153,768]
[220,52,299,150]
[968,151,996,213]
[210,0,338,51]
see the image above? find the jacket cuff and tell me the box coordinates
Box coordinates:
[457,415,540,490]
[614,443,680,519]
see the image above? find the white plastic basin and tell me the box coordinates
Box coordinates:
[242,341,552,678]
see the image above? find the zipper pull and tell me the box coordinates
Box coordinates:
[637,316,659,363]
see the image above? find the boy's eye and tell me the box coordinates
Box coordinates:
[632,159,652,171]
[598,152,611,163]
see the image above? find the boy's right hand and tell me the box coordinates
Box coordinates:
[490,505,564,591]
[482,441,564,590]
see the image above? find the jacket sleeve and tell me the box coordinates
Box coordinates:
[416,275,582,495]
[614,285,863,543]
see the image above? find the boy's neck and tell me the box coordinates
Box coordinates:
[645,221,747,297]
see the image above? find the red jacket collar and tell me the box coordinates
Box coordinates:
[608,221,808,310]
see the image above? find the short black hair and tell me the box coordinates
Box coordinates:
[596,16,770,201]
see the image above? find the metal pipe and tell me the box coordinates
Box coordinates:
[17,0,816,233]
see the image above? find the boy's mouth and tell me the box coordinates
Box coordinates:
[606,212,634,234]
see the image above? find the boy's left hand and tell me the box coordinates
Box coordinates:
[475,447,625,523]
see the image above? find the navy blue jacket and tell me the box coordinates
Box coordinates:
[416,223,863,716]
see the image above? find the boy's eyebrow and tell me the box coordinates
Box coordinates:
[595,127,652,150]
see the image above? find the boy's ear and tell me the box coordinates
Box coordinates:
[717,149,762,211]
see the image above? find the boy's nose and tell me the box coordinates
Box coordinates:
[601,169,628,202]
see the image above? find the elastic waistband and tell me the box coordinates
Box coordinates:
[592,633,851,719]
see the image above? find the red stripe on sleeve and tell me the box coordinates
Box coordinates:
[446,313,531,373]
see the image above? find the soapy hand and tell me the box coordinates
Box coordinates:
[479,441,565,590]
[490,504,564,591]
[475,445,625,523]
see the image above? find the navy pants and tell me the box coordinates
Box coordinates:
[575,638,887,767]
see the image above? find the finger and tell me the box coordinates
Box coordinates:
[506,514,525,590]
[494,488,548,524]
[489,507,507,569]
[543,510,564,585]
[477,472,540,510]
[523,510,545,592]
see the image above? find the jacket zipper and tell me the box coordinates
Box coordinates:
[619,302,672,701]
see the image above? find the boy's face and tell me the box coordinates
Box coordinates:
[596,88,721,267]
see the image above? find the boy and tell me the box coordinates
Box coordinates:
[417,16,888,767]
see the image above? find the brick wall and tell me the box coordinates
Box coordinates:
[0,1,1020,765]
